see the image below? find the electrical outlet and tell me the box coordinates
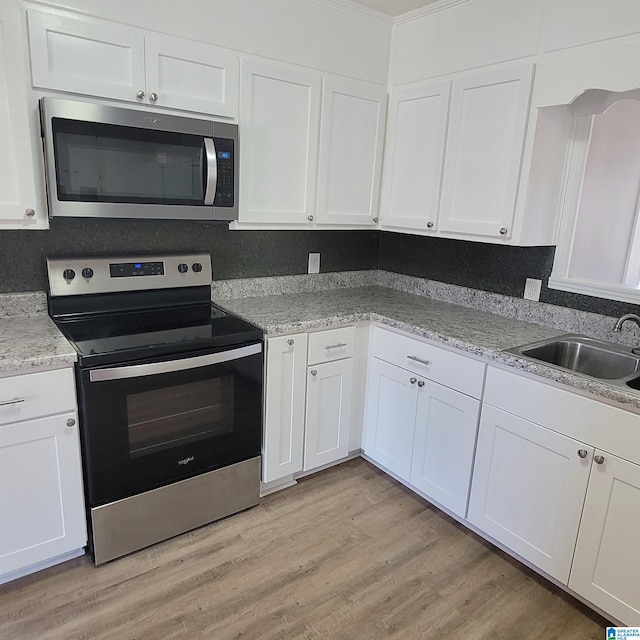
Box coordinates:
[524,278,542,301]
[308,253,320,274]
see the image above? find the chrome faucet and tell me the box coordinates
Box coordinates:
[613,313,640,332]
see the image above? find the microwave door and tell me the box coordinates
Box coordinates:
[203,138,218,206]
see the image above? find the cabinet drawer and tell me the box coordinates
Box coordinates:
[370,325,485,398]
[0,368,76,426]
[308,326,355,365]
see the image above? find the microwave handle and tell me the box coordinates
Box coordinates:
[204,138,218,205]
[89,343,262,382]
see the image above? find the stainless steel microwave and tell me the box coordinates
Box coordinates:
[40,98,238,221]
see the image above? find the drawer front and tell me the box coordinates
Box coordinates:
[370,325,485,398]
[0,368,77,426]
[308,326,356,365]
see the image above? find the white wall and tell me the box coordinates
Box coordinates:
[30,0,392,85]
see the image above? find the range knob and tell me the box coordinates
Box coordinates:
[192,262,203,273]
[81,267,94,279]
[178,263,189,274]
[63,268,76,281]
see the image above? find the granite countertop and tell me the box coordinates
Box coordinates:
[0,315,77,377]
[216,286,640,410]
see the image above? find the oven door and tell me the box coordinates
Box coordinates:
[78,342,262,507]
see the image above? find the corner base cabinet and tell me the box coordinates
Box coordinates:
[0,368,87,582]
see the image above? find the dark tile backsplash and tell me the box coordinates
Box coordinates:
[0,222,636,319]
[0,219,378,293]
[378,232,640,319]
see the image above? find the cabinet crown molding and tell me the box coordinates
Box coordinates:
[314,0,394,24]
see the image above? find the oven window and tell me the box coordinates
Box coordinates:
[126,377,233,458]
[52,118,206,205]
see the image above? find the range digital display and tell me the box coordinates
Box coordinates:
[109,262,165,277]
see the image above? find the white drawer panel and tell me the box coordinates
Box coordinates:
[370,325,485,399]
[308,326,356,365]
[0,368,76,426]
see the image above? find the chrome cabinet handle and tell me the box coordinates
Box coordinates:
[287,339,294,346]
[407,355,431,366]
[577,449,588,459]
[310,370,317,376]
[136,90,145,100]
[66,418,76,427]
[25,208,35,218]
[325,342,347,350]
[149,92,158,102]
[0,397,25,407]
[410,377,417,384]
[426,221,434,229]
[373,217,379,223]
[417,380,425,387]
[499,227,508,235]
[308,215,314,221]
[594,455,605,465]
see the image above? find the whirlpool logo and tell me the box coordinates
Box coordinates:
[177,456,195,466]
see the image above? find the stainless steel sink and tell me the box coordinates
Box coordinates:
[505,334,640,388]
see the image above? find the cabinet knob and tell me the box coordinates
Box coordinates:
[310,369,317,376]
[66,418,76,427]
[577,449,588,459]
[25,208,35,218]
[136,90,145,100]
[307,215,314,221]
[499,227,508,236]
[287,339,294,346]
[417,380,425,387]
[410,377,417,384]
[149,92,158,103]
[426,221,434,229]
[594,455,605,465]
[373,217,379,223]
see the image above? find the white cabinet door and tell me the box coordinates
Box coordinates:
[0,412,87,578]
[380,81,450,232]
[263,334,308,483]
[0,3,42,227]
[316,76,386,226]
[240,59,321,225]
[363,357,418,482]
[468,404,592,584]
[439,64,534,239]
[410,381,480,518]
[28,9,146,104]
[569,452,640,625]
[144,33,238,117]
[304,358,353,471]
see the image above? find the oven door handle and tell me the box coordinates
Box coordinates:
[203,138,218,206]
[89,343,262,382]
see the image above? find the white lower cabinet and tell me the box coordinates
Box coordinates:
[569,452,640,625]
[0,368,87,582]
[262,333,308,483]
[304,358,353,471]
[262,326,358,485]
[467,404,592,583]
[363,326,484,518]
[363,357,418,482]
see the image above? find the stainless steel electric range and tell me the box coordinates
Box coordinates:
[47,253,263,565]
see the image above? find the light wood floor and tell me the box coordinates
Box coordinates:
[1,459,609,639]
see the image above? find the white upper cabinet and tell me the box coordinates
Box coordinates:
[239,58,321,225]
[144,32,237,117]
[27,9,238,117]
[439,64,534,240]
[380,81,450,232]
[315,76,386,226]
[0,2,44,228]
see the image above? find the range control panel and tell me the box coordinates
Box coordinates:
[47,254,212,297]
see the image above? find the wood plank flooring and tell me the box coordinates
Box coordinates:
[0,459,609,639]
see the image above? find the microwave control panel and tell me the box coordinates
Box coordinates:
[213,138,234,208]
